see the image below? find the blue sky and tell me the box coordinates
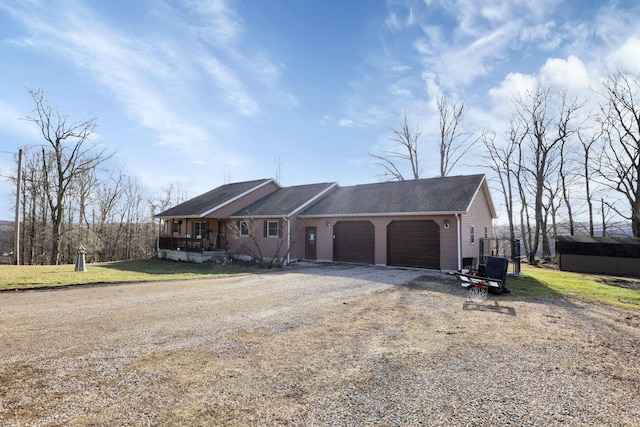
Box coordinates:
[1,0,640,220]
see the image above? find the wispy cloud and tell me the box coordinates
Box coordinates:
[0,0,292,155]
[183,0,243,45]
[1,2,201,148]
[0,100,41,140]
[198,56,259,116]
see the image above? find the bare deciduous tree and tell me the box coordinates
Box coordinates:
[482,125,521,242]
[576,123,602,236]
[513,88,580,262]
[437,96,475,177]
[367,110,421,181]
[598,71,640,237]
[19,148,51,264]
[23,89,113,264]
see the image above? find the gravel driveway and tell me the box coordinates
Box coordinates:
[1,264,638,426]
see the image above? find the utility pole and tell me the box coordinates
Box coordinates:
[14,149,22,265]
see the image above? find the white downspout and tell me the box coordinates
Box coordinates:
[286,217,291,266]
[456,213,461,271]
[157,218,161,257]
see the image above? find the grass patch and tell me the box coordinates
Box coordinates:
[509,264,640,309]
[2,260,639,310]
[0,258,258,291]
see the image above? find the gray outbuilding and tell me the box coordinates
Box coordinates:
[556,235,640,277]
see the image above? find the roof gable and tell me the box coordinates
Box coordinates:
[156,179,275,218]
[470,177,498,219]
[231,182,337,218]
[300,174,490,217]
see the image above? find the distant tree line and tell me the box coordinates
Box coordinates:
[8,71,640,265]
[7,90,185,265]
[369,72,640,263]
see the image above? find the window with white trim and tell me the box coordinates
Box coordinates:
[239,221,250,236]
[484,226,489,238]
[267,221,279,238]
[193,221,208,238]
[470,226,475,244]
[172,221,180,234]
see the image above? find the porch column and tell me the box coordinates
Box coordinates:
[170,219,174,250]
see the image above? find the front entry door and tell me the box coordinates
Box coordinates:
[217,220,227,250]
[305,227,317,260]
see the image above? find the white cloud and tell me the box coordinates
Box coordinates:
[0,101,41,140]
[480,3,510,23]
[385,12,402,31]
[540,55,590,91]
[389,62,412,73]
[199,56,259,116]
[183,0,243,45]
[388,79,414,97]
[451,0,559,37]
[338,118,354,128]
[434,21,518,88]
[385,3,416,32]
[2,3,210,144]
[519,21,561,50]
[489,72,538,105]
[318,115,332,126]
[0,0,295,158]
[607,37,640,74]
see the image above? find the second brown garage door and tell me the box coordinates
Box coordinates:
[333,221,375,264]
[387,220,440,269]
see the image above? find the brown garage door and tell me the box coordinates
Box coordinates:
[333,221,375,264]
[387,220,440,269]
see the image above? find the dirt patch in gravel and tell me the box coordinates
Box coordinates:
[0,265,638,426]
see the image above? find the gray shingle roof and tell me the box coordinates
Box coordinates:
[156,179,274,218]
[231,182,337,217]
[300,174,487,217]
[557,235,640,257]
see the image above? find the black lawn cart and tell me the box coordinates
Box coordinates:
[455,256,510,303]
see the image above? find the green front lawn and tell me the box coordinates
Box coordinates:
[2,260,639,310]
[0,259,257,291]
[509,264,640,309]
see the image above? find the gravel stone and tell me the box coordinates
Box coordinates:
[0,264,638,426]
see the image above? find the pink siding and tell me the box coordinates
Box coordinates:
[459,185,494,266]
[439,216,459,270]
[301,215,457,269]
[289,216,307,259]
[210,179,496,271]
[226,214,308,262]
[230,229,288,260]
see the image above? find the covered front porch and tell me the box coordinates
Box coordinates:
[158,235,216,252]
[157,218,230,262]
[157,247,226,263]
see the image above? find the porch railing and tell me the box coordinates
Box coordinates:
[159,236,210,253]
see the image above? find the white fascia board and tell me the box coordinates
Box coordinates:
[484,179,498,218]
[155,214,203,219]
[465,176,497,219]
[200,179,277,218]
[228,215,279,220]
[299,211,464,219]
